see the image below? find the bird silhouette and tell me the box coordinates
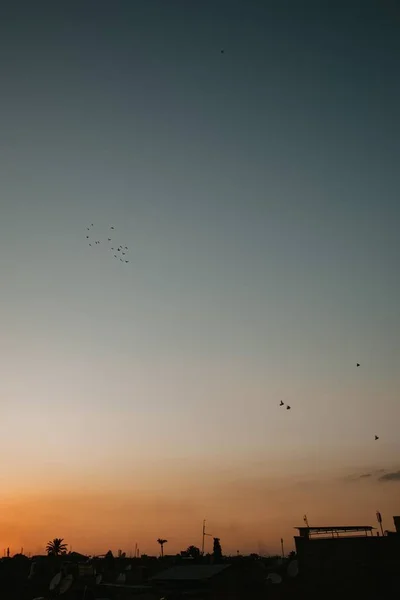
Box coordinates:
[91,224,93,226]
[108,238,111,241]
[280,401,284,407]
[110,226,114,229]
[89,243,92,246]
[86,236,89,239]
[114,255,117,258]
[221,49,224,54]
[357,363,360,367]
[375,435,379,440]
[117,248,121,252]
[286,405,291,410]
[125,260,129,263]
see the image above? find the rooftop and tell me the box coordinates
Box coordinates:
[295,526,375,537]
[150,564,231,581]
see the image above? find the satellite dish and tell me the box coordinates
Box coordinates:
[96,573,103,585]
[59,574,74,594]
[116,572,126,583]
[287,560,299,578]
[266,573,282,584]
[49,572,62,590]
[29,562,37,579]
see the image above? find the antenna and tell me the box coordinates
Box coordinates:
[376,511,384,536]
[201,520,213,555]
[280,538,285,558]
[303,514,309,527]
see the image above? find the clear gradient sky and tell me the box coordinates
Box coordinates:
[0,0,399,557]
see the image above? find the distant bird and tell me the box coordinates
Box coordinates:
[221,49,224,54]
[86,236,89,238]
[108,238,111,241]
[357,363,360,367]
[375,435,379,440]
[86,228,89,231]
[125,246,128,249]
[286,405,291,410]
[110,226,114,229]
[125,260,129,263]
[91,223,93,226]
[114,255,117,258]
[111,247,114,250]
[280,401,284,407]
[122,252,125,255]
[89,243,92,246]
[117,248,121,252]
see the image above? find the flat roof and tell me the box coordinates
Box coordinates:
[150,564,231,581]
[295,526,374,533]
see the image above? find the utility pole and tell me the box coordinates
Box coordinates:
[201,520,213,555]
[280,538,285,558]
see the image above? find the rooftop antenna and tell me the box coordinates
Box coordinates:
[201,520,213,556]
[280,538,285,558]
[376,511,384,536]
[303,514,309,528]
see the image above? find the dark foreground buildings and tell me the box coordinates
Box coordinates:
[293,516,400,597]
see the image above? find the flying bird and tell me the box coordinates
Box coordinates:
[286,405,291,410]
[357,363,360,367]
[280,401,284,407]
[108,238,111,241]
[221,49,224,54]
[125,260,129,263]
[375,435,379,441]
[86,236,89,239]
[110,226,114,229]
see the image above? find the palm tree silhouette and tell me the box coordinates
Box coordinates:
[157,538,168,558]
[46,538,68,556]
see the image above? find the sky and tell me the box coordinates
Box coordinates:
[0,0,399,557]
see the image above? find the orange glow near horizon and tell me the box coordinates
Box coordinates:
[2,457,399,557]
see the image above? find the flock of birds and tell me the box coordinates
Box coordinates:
[85,223,130,264]
[279,363,379,441]
[85,222,380,443]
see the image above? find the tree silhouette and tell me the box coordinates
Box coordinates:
[46,538,68,556]
[186,545,200,559]
[213,538,222,562]
[157,538,168,557]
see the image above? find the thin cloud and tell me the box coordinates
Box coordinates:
[379,471,400,482]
